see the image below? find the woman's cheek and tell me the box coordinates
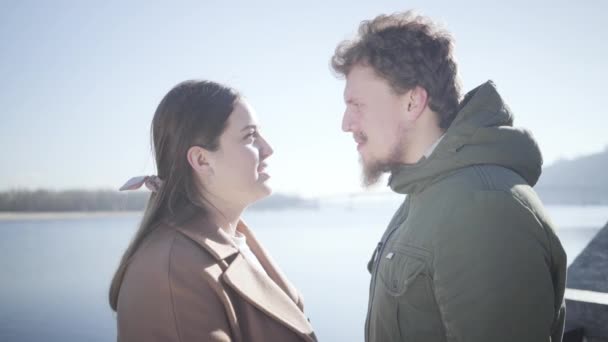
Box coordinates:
[233,146,258,177]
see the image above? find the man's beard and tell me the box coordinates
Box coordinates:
[360,140,405,188]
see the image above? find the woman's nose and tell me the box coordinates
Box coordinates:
[260,136,273,159]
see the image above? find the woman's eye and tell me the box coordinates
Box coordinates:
[245,131,258,140]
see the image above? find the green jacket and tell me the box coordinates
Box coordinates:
[365,81,567,342]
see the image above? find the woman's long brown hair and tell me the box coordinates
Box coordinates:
[109,80,239,311]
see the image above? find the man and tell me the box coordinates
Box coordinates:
[331,11,567,342]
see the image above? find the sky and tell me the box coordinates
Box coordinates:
[1,0,606,197]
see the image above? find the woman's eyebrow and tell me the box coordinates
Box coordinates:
[240,124,257,132]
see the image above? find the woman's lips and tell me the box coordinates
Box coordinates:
[258,163,268,173]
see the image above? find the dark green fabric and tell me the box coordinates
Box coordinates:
[365,81,567,342]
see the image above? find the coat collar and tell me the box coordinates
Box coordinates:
[173,214,315,340]
[174,213,239,261]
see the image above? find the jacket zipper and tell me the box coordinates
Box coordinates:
[364,196,412,342]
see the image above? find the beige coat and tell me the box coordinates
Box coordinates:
[116,214,317,342]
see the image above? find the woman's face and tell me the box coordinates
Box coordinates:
[204,99,274,207]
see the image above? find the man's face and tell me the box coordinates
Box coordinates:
[342,64,413,186]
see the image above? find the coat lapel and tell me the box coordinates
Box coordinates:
[174,215,314,340]
[222,253,315,339]
[236,220,304,308]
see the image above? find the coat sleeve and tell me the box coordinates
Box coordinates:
[168,241,236,342]
[431,192,559,342]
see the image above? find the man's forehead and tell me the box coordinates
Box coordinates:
[344,66,380,96]
[343,80,359,102]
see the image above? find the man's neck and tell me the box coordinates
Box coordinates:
[423,133,446,158]
[402,125,445,164]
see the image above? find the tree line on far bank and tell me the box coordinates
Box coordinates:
[0,190,149,212]
[0,190,318,212]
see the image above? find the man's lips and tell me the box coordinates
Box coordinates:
[353,133,367,150]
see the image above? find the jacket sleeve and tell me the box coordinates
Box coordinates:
[431,192,558,342]
[168,243,235,342]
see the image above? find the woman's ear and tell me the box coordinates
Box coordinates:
[186,146,213,176]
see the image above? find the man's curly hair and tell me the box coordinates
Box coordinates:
[331,11,462,129]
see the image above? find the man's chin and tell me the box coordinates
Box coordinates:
[358,137,406,187]
[360,158,387,188]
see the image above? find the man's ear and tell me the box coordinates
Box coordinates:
[404,86,429,120]
[186,146,213,176]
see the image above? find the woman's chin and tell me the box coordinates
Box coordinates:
[259,183,273,197]
[241,175,272,206]
[249,182,272,203]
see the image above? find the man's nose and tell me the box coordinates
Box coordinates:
[342,109,353,132]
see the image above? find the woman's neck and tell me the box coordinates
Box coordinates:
[201,192,244,237]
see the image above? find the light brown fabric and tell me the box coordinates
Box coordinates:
[116,214,316,342]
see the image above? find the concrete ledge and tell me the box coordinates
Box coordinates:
[565,289,608,306]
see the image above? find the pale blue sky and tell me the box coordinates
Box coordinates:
[1,0,606,196]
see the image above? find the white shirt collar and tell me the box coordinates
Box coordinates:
[423,133,446,159]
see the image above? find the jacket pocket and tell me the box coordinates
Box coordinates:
[377,246,430,297]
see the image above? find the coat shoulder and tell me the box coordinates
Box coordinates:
[119,224,222,306]
[117,223,233,341]
[125,224,220,283]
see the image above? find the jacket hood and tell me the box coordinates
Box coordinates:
[389,81,543,194]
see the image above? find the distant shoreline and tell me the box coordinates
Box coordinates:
[0,211,143,221]
[0,190,319,212]
[2,203,607,222]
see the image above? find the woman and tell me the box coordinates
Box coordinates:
[109,80,316,342]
